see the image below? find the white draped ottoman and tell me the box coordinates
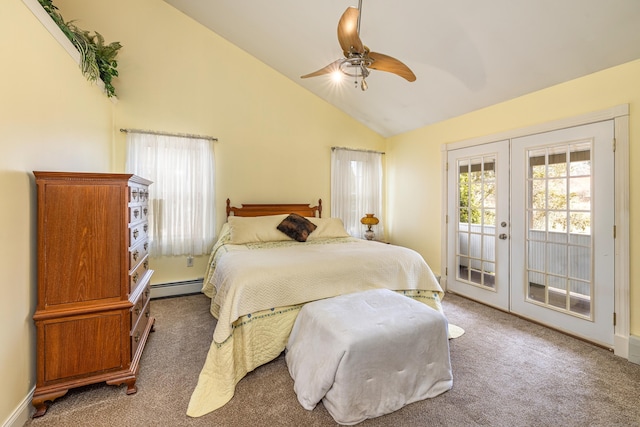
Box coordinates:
[285,288,453,425]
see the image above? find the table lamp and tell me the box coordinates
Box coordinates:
[360,214,379,240]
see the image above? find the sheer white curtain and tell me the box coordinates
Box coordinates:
[125,132,216,257]
[331,148,384,239]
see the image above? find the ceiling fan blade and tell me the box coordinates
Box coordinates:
[301,59,343,79]
[368,52,417,82]
[337,7,364,55]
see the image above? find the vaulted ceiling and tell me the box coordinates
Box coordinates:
[162,0,640,137]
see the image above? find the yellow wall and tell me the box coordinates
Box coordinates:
[386,59,640,336]
[1,0,381,422]
[0,1,115,423]
[54,0,384,285]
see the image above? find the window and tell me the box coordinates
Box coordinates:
[125,132,216,257]
[331,147,384,239]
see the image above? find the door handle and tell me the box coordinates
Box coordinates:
[499,233,508,240]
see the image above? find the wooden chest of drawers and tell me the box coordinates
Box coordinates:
[32,172,155,417]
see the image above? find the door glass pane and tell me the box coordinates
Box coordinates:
[569,213,591,235]
[528,240,544,271]
[548,275,568,310]
[483,209,496,234]
[569,245,591,281]
[525,142,593,319]
[530,210,546,231]
[530,180,546,210]
[456,155,497,290]
[547,243,567,276]
[569,177,590,210]
[569,279,591,316]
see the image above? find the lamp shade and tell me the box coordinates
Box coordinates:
[360,214,379,226]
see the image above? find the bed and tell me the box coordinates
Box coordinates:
[186,199,445,418]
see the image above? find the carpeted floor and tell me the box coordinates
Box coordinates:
[26,292,640,427]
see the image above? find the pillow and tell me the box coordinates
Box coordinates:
[306,217,350,240]
[228,214,292,244]
[217,222,231,242]
[277,214,317,242]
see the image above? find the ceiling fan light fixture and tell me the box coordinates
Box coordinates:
[300,0,416,88]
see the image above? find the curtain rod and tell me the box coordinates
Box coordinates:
[331,146,385,155]
[120,128,218,142]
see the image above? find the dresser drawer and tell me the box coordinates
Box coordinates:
[130,283,151,327]
[129,186,141,203]
[129,255,150,294]
[129,222,149,246]
[130,185,150,203]
[130,296,144,331]
[129,241,149,272]
[129,204,149,223]
[130,302,150,358]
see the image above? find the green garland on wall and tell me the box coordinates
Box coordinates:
[38,0,122,97]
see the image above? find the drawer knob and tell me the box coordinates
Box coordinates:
[134,332,140,343]
[133,250,139,262]
[133,229,139,240]
[135,307,141,315]
[133,273,139,284]
[133,209,140,219]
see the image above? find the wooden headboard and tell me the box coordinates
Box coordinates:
[226,199,322,218]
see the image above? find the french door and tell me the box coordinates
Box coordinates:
[510,121,615,347]
[446,121,615,347]
[447,140,510,311]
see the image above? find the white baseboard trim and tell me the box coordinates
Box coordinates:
[614,334,629,359]
[2,386,34,427]
[628,335,640,365]
[150,279,203,299]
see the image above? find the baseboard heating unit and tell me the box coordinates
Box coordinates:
[150,279,203,299]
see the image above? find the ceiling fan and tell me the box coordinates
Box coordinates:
[301,0,416,91]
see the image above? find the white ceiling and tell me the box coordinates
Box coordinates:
[162,0,640,137]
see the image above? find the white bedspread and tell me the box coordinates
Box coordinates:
[210,238,443,343]
[187,234,445,418]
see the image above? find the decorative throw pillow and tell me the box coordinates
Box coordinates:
[277,213,317,242]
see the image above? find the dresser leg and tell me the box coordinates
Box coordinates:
[125,380,138,395]
[32,389,68,418]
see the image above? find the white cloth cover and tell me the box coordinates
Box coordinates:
[285,289,453,425]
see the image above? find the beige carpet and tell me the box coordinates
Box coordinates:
[26,292,640,426]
